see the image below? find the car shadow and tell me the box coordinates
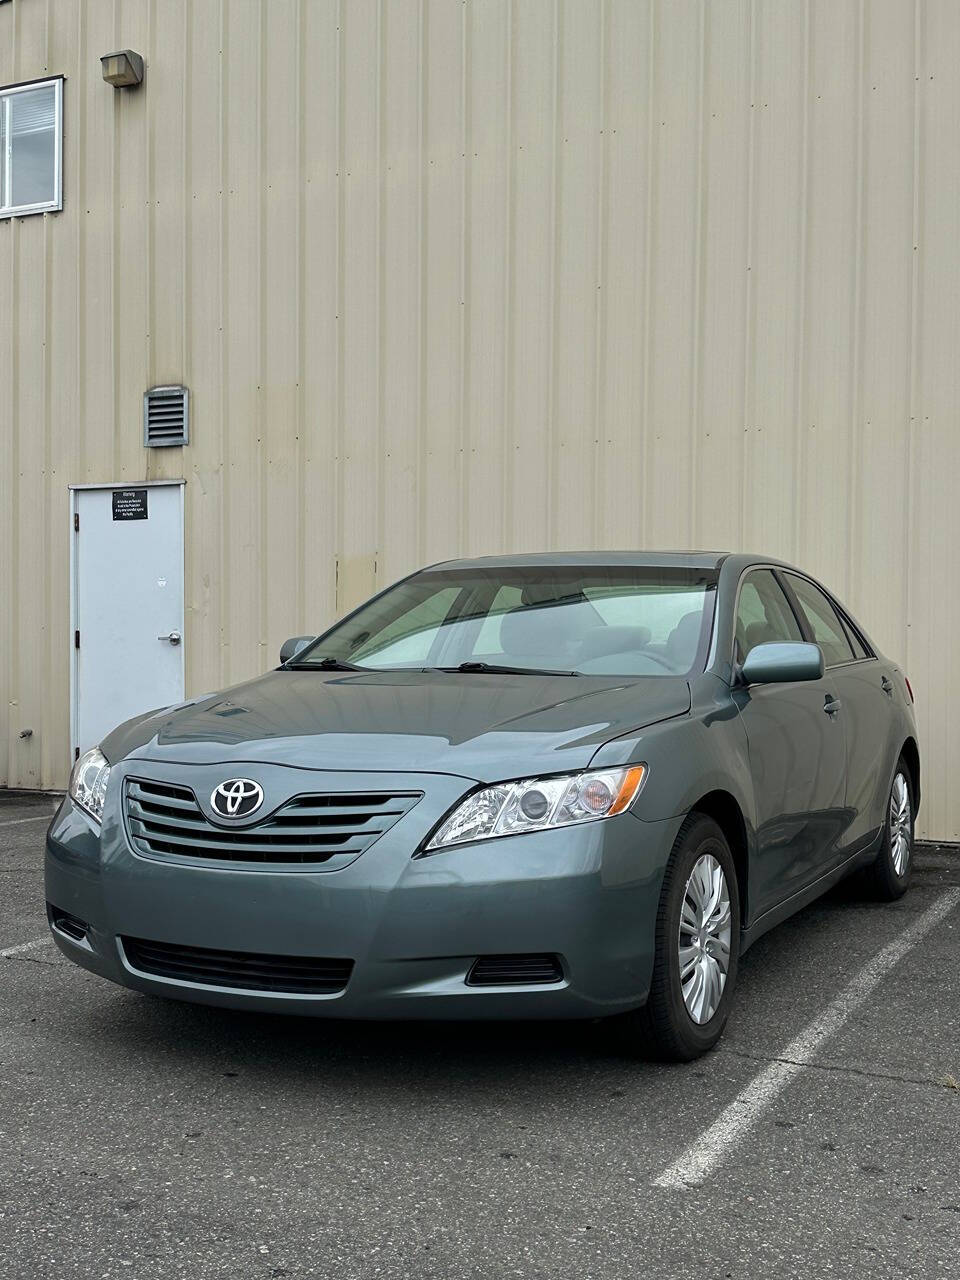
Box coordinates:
[73,867,912,1088]
[82,990,664,1093]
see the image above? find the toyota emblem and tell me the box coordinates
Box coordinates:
[211,778,264,819]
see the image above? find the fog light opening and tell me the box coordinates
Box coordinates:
[46,903,90,944]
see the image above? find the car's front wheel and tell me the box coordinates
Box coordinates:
[622,813,740,1061]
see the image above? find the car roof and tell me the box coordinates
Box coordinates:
[422,550,732,572]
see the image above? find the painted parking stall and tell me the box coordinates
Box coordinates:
[3,793,960,1278]
[654,887,960,1190]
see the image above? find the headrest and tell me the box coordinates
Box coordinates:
[745,620,776,650]
[498,606,556,655]
[667,610,703,660]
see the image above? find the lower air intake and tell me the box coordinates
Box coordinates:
[47,903,89,943]
[467,953,564,986]
[121,936,353,995]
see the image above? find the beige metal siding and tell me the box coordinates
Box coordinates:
[0,0,957,840]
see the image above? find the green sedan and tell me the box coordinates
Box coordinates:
[47,552,919,1060]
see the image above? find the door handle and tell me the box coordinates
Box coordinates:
[823,695,841,716]
[158,631,182,645]
[881,676,894,695]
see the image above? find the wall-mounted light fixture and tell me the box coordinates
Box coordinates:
[100,50,144,88]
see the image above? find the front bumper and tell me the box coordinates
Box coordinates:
[45,760,682,1020]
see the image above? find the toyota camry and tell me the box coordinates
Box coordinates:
[46,552,919,1060]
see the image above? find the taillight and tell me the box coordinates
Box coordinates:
[905,676,914,703]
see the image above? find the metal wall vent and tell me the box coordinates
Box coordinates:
[143,385,189,447]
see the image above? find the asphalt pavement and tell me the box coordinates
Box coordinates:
[1,793,958,1279]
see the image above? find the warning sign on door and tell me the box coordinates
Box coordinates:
[112,489,148,521]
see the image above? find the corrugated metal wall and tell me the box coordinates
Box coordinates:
[1,0,958,839]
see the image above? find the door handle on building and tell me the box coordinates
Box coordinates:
[158,631,182,645]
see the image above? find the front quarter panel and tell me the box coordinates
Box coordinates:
[591,675,759,919]
[592,676,753,821]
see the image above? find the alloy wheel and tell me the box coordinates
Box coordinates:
[890,772,912,876]
[678,852,732,1025]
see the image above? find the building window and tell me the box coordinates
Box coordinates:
[0,77,63,219]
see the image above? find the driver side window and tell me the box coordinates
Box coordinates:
[735,570,803,663]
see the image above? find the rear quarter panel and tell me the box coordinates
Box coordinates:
[833,659,910,848]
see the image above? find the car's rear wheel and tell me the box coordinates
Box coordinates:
[621,813,740,1061]
[863,756,915,900]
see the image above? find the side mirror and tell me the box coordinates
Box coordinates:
[279,635,317,665]
[740,641,823,686]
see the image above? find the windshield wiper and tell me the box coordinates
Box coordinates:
[287,656,367,672]
[445,661,580,677]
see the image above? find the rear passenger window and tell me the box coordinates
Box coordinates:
[785,575,855,667]
[735,570,803,663]
[841,618,870,660]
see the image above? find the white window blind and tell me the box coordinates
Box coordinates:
[1,78,63,217]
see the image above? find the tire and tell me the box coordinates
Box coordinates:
[621,813,740,1062]
[863,755,915,901]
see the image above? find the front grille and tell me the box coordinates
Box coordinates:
[124,778,421,868]
[121,936,353,995]
[467,954,564,986]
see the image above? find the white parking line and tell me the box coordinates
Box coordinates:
[653,887,960,1190]
[0,935,53,959]
[0,815,53,828]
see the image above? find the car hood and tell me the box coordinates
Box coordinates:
[102,668,691,783]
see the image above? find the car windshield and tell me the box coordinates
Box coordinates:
[291,565,717,677]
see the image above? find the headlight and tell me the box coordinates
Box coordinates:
[69,747,111,825]
[424,765,646,852]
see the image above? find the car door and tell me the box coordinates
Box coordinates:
[731,569,848,919]
[782,572,895,856]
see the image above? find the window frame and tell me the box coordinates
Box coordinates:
[837,603,875,660]
[0,75,64,220]
[837,611,870,660]
[779,571,876,669]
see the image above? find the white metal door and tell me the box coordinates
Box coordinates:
[72,483,185,756]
